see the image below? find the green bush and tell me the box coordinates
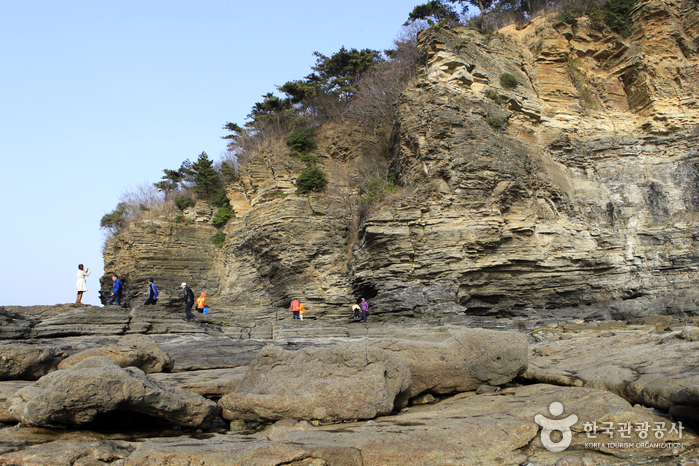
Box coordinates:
[285,128,317,154]
[358,173,398,205]
[100,202,129,234]
[211,231,226,248]
[211,205,234,227]
[500,73,518,89]
[174,196,196,211]
[486,116,503,128]
[485,89,508,105]
[296,165,328,194]
[604,0,635,36]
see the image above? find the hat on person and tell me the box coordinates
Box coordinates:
[147,277,153,282]
[180,283,187,288]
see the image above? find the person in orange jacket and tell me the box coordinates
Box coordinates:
[195,292,207,314]
[290,298,301,319]
[299,302,306,320]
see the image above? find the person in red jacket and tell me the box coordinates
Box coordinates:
[290,299,301,319]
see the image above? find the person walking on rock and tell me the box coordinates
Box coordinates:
[107,275,123,306]
[144,278,158,305]
[290,298,301,319]
[299,302,306,321]
[360,297,369,323]
[76,264,90,304]
[180,283,196,322]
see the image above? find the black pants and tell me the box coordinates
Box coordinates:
[144,297,157,305]
[184,301,196,320]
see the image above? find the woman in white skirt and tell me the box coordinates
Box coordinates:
[76,264,90,303]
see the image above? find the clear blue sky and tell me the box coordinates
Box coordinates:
[0,0,422,306]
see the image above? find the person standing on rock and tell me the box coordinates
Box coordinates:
[360,297,369,323]
[299,302,305,321]
[107,275,123,306]
[352,303,360,320]
[144,278,158,305]
[180,283,196,322]
[76,264,90,304]
[290,298,301,319]
[195,292,207,314]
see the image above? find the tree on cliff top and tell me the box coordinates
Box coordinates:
[182,152,229,208]
[405,1,460,26]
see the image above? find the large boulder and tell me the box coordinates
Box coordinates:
[57,334,174,373]
[219,342,412,422]
[375,326,528,397]
[0,345,66,380]
[7,356,219,428]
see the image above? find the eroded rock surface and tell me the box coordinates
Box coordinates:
[0,345,66,381]
[374,326,528,397]
[57,334,174,373]
[4,384,694,465]
[522,327,699,422]
[7,356,219,428]
[219,343,412,422]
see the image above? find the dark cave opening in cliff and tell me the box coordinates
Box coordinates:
[353,282,378,301]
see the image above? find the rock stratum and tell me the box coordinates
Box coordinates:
[100,0,699,336]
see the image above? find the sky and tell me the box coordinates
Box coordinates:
[0,0,423,306]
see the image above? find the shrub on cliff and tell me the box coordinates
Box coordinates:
[211,231,226,248]
[603,0,635,36]
[500,73,518,89]
[100,203,129,235]
[174,196,195,211]
[296,165,329,194]
[286,128,317,155]
[211,205,234,227]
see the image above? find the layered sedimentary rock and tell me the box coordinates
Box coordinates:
[102,0,699,325]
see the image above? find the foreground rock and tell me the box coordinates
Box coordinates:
[523,327,699,422]
[219,342,412,422]
[0,381,30,423]
[4,383,692,465]
[7,356,219,428]
[0,439,130,465]
[57,334,174,373]
[0,345,66,380]
[375,326,528,397]
[150,367,248,397]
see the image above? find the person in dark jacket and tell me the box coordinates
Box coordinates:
[144,278,159,305]
[180,282,196,322]
[107,275,123,306]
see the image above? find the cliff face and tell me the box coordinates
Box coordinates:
[103,0,699,329]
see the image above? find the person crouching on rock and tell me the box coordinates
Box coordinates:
[144,277,158,305]
[180,283,196,322]
[290,298,301,319]
[352,303,360,320]
[196,292,207,314]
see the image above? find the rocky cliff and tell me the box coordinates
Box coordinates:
[102,0,699,331]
